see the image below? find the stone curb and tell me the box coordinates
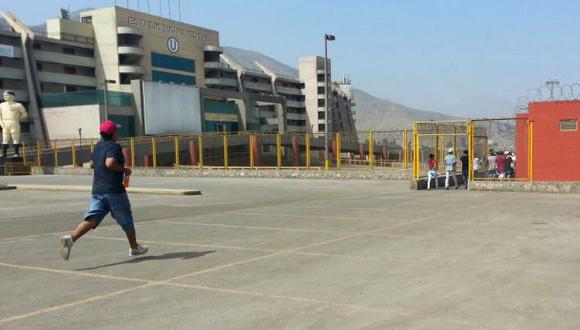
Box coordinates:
[469,181,580,194]
[0,185,16,190]
[11,184,201,196]
[31,167,412,181]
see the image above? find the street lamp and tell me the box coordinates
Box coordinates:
[324,33,335,170]
[103,79,116,120]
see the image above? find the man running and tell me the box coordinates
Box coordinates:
[58,120,148,260]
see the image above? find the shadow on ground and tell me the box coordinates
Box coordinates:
[75,251,216,271]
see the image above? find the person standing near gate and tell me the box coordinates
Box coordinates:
[427,153,438,190]
[487,149,497,178]
[460,149,469,189]
[58,120,148,260]
[444,148,458,190]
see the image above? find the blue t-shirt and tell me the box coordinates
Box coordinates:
[91,139,126,195]
[444,154,456,172]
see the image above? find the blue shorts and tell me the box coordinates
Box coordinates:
[83,193,135,232]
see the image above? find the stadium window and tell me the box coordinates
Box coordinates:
[62,47,75,55]
[64,66,76,74]
[33,43,41,50]
[560,119,577,131]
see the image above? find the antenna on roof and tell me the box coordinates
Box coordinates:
[178,0,181,20]
[168,0,172,19]
[60,8,70,20]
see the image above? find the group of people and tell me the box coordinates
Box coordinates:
[427,148,470,190]
[484,149,516,179]
[426,147,516,191]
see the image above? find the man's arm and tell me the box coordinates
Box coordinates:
[105,157,131,175]
[18,104,28,120]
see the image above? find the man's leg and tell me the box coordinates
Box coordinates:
[445,171,450,189]
[427,172,432,190]
[108,193,148,255]
[11,126,20,156]
[71,218,97,242]
[124,229,139,249]
[59,195,106,260]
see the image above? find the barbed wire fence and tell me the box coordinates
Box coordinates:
[515,81,580,113]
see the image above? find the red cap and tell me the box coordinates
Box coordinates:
[99,120,121,135]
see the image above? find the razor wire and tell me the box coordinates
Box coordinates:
[515,82,580,113]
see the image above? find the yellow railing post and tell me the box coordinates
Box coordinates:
[223,133,229,169]
[198,135,204,169]
[151,137,157,169]
[249,134,254,169]
[130,137,135,167]
[336,132,341,169]
[528,120,534,181]
[305,132,310,170]
[71,141,77,167]
[368,131,374,168]
[174,136,180,167]
[413,122,419,180]
[403,129,408,169]
[90,138,95,153]
[22,142,27,163]
[467,121,474,181]
[36,142,41,166]
[434,126,440,165]
[453,126,458,157]
[276,133,282,169]
[54,143,59,167]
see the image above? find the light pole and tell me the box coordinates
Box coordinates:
[324,33,335,170]
[103,79,116,120]
[545,79,560,101]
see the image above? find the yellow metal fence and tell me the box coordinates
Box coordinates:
[18,130,413,171]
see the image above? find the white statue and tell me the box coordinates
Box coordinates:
[0,90,28,157]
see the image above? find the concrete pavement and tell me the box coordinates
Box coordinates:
[1,175,579,329]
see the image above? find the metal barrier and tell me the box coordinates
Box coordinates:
[472,118,532,182]
[16,131,414,172]
[412,119,534,182]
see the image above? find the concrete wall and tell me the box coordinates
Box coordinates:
[516,101,580,181]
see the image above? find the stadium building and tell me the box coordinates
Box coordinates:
[0,5,356,142]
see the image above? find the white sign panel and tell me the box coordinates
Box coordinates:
[142,81,202,135]
[0,44,15,58]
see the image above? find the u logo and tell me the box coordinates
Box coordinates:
[167,37,180,53]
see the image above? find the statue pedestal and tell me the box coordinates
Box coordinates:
[0,156,27,176]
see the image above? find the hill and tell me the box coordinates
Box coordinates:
[352,89,460,131]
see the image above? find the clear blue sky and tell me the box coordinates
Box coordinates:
[3,0,580,117]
